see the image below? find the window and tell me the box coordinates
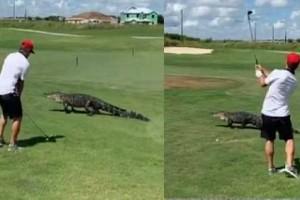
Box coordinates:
[137,14,140,18]
[152,15,155,18]
[127,14,129,18]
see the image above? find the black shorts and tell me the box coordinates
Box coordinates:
[0,93,23,119]
[261,114,293,141]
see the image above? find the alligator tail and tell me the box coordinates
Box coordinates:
[119,110,150,122]
[98,101,150,122]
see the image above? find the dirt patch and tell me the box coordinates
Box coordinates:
[165,75,238,90]
[164,47,214,55]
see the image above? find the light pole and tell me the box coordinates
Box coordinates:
[13,0,16,19]
[180,9,184,42]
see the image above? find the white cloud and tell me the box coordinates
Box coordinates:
[273,20,285,29]
[291,10,300,19]
[255,0,288,7]
[55,0,65,9]
[217,7,238,17]
[190,6,211,17]
[184,20,198,27]
[15,0,24,6]
[209,17,233,27]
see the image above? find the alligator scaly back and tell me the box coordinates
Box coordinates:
[46,92,150,122]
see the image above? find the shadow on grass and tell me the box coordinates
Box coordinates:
[295,158,300,172]
[216,124,259,130]
[216,125,300,135]
[18,135,65,147]
[49,108,115,116]
[49,109,150,122]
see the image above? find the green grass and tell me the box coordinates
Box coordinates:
[165,48,300,199]
[0,23,163,200]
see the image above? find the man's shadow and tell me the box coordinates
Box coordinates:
[18,135,64,147]
[294,158,300,172]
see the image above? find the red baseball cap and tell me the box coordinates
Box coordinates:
[287,52,300,67]
[20,39,35,54]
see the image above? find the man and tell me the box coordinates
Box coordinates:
[0,39,34,151]
[256,52,300,178]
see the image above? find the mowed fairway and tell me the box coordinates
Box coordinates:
[165,48,300,199]
[0,24,163,200]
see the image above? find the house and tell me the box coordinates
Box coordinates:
[120,7,158,25]
[66,11,118,24]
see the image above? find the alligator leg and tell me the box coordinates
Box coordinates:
[241,122,246,128]
[85,100,96,116]
[227,119,233,128]
[63,102,72,113]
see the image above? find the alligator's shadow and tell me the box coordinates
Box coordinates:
[49,109,150,122]
[18,135,65,147]
[216,124,259,130]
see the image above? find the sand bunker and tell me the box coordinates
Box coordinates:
[164,47,214,55]
[165,75,238,90]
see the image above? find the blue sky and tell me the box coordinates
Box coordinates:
[165,0,300,40]
[0,0,163,17]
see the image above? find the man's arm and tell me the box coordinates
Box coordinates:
[15,78,24,96]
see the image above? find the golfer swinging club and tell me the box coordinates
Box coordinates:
[256,53,300,178]
[0,39,34,151]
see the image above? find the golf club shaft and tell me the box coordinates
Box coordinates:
[24,112,49,138]
[248,13,259,65]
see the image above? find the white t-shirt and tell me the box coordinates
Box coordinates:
[0,52,30,95]
[261,69,297,117]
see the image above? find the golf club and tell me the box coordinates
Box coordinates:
[247,10,259,65]
[24,111,55,142]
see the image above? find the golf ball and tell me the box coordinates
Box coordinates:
[215,138,219,142]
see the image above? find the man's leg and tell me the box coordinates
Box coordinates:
[0,115,7,139]
[265,140,275,169]
[10,117,22,145]
[285,139,295,167]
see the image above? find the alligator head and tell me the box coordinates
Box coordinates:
[212,111,228,121]
[46,92,65,103]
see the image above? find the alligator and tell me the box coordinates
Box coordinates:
[46,92,150,121]
[212,111,300,133]
[212,111,262,128]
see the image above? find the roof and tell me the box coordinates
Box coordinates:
[68,11,116,20]
[123,7,156,14]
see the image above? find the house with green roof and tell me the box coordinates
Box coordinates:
[120,7,158,25]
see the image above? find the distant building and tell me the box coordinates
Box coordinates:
[120,7,158,25]
[66,11,118,24]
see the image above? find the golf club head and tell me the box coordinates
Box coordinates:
[45,136,56,142]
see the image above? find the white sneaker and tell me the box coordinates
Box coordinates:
[278,165,298,179]
[268,167,277,175]
[7,144,23,152]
